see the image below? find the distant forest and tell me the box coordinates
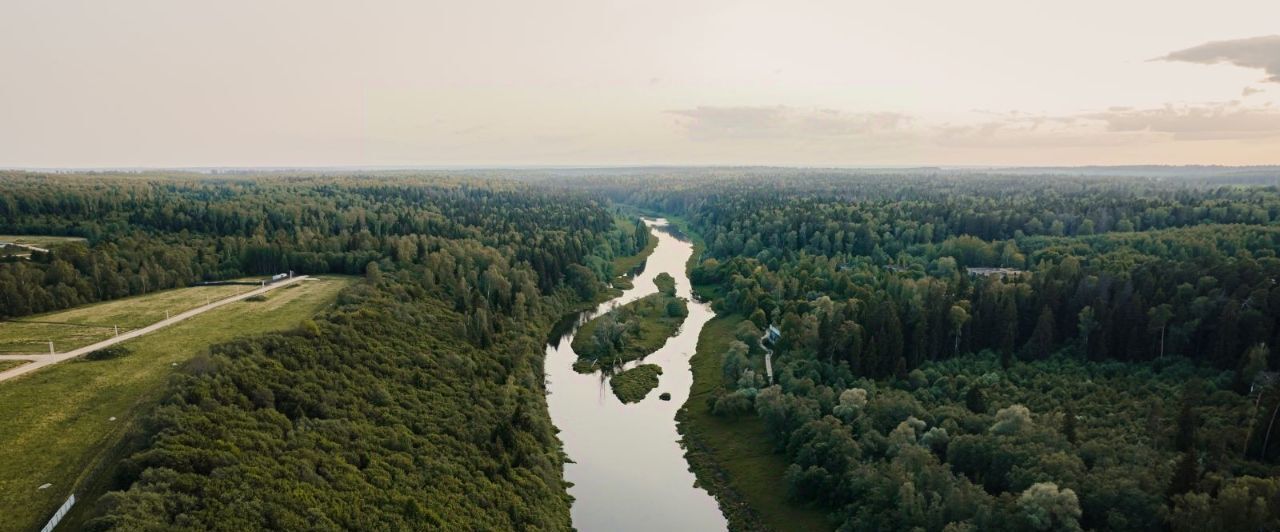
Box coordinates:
[580,172,1280,531]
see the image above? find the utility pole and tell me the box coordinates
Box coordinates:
[49,341,54,355]
[165,310,170,320]
[114,325,119,336]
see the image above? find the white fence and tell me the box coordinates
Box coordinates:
[40,494,75,532]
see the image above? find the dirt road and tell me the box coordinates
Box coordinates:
[0,276,309,383]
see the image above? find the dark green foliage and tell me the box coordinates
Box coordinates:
[84,345,131,361]
[0,172,632,319]
[0,172,652,530]
[966,386,988,414]
[571,292,687,370]
[594,173,1280,376]
[1062,403,1077,445]
[86,279,573,530]
[610,364,663,403]
[654,272,676,295]
[569,170,1280,530]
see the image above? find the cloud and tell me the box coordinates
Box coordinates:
[934,113,1149,148]
[1159,35,1280,82]
[1085,101,1280,140]
[671,100,1280,152]
[668,106,910,141]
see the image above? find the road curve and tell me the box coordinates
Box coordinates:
[0,276,310,383]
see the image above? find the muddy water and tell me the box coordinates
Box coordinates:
[544,218,726,532]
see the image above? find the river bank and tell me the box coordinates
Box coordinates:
[663,214,835,532]
[544,218,726,532]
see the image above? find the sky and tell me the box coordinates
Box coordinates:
[3,0,1280,168]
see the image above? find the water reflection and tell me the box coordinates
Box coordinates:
[544,218,726,532]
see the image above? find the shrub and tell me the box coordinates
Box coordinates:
[85,345,131,361]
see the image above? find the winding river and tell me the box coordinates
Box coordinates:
[544,218,727,532]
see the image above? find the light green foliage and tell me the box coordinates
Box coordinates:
[832,387,868,422]
[991,404,1033,435]
[1017,482,1082,532]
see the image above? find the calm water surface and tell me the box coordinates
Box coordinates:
[544,218,726,532]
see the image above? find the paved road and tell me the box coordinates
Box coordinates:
[0,276,309,383]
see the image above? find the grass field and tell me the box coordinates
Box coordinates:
[677,314,834,532]
[0,360,27,372]
[0,284,255,353]
[0,235,87,247]
[0,276,353,532]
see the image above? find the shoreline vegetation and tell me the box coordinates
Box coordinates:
[570,289,688,373]
[678,317,835,532]
[610,363,664,403]
[666,214,834,532]
[609,215,659,292]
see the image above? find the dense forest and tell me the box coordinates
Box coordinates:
[0,171,645,529]
[0,172,638,320]
[7,169,1280,530]
[575,171,1280,531]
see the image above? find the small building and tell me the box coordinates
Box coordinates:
[966,267,1028,279]
[766,325,782,344]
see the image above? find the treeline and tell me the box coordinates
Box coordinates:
[565,171,1280,531]
[695,223,1280,380]
[587,173,1280,376]
[0,171,647,529]
[0,172,633,319]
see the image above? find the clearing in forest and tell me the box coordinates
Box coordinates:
[0,276,354,532]
[0,283,255,353]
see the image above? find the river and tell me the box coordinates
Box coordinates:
[544,218,727,532]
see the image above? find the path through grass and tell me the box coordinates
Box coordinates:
[0,284,254,353]
[0,276,353,532]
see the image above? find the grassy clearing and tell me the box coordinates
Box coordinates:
[610,364,664,403]
[0,235,87,247]
[0,276,353,532]
[0,360,28,372]
[571,292,687,373]
[0,284,254,353]
[677,314,833,532]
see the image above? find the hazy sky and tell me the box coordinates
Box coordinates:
[3,0,1280,167]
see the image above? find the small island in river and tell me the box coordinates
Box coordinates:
[609,364,663,403]
[571,273,687,373]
